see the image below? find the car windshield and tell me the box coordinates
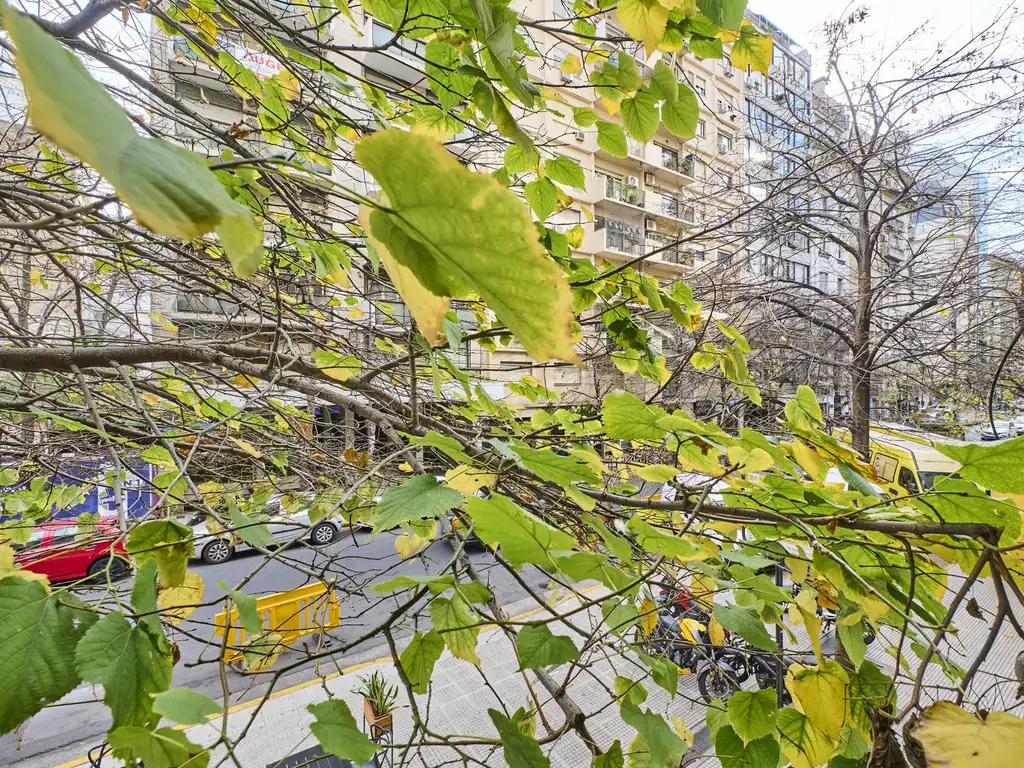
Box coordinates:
[920,471,959,490]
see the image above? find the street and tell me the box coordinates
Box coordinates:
[0,527,552,766]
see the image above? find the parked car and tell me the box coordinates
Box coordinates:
[14,518,130,581]
[188,494,345,564]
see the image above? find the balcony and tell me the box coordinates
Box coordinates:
[651,196,696,225]
[601,175,645,208]
[659,150,695,179]
[354,18,427,85]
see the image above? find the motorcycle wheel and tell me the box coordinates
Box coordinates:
[697,661,740,703]
[864,625,877,645]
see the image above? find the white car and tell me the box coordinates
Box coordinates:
[188,494,345,564]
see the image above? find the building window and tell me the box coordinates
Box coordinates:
[696,119,706,137]
[717,250,733,268]
[722,54,734,78]
[793,262,810,284]
[816,271,829,291]
[685,73,706,97]
[717,134,734,154]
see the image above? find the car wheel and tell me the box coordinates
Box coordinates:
[697,661,741,703]
[87,556,130,581]
[309,522,338,546]
[201,539,234,564]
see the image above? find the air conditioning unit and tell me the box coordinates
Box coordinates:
[573,131,585,142]
[644,218,657,231]
[644,172,656,185]
[626,175,639,186]
[560,73,574,84]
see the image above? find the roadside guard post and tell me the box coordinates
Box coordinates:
[213,582,341,663]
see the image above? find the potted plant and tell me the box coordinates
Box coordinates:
[354,670,398,737]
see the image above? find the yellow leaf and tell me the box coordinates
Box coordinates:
[140,392,161,407]
[276,70,300,101]
[616,0,669,57]
[791,589,823,663]
[636,464,679,483]
[672,717,694,747]
[729,23,774,76]
[242,632,283,673]
[231,374,255,389]
[347,307,366,319]
[639,598,658,637]
[230,437,262,458]
[912,701,1024,768]
[690,573,716,608]
[559,53,582,75]
[792,439,824,481]
[678,617,705,643]
[786,661,849,739]
[359,205,450,346]
[565,224,584,249]
[398,462,414,473]
[158,571,204,625]
[778,709,834,768]
[395,533,425,558]
[786,555,810,585]
[708,616,725,646]
[726,445,774,474]
[0,544,49,587]
[445,466,495,494]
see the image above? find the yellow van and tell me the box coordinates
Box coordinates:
[837,423,961,495]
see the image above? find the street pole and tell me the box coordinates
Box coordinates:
[775,561,786,706]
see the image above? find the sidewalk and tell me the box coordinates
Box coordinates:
[44,589,718,768]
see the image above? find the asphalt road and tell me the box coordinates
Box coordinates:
[1,527,551,766]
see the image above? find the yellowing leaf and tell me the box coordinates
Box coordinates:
[0,544,48,587]
[616,0,669,56]
[639,598,658,637]
[912,701,1024,768]
[792,440,824,481]
[729,23,774,76]
[230,438,262,458]
[786,661,849,739]
[636,464,679,483]
[356,131,578,364]
[726,446,773,474]
[777,708,833,768]
[395,533,426,558]
[157,571,204,625]
[559,53,582,75]
[0,4,263,276]
[678,617,705,643]
[708,616,725,646]
[231,374,255,389]
[242,632,283,672]
[445,466,496,494]
[141,392,161,407]
[276,70,300,100]
[310,349,362,381]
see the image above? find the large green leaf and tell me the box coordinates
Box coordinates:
[356,130,577,363]
[407,430,473,463]
[516,624,580,669]
[424,40,475,111]
[776,707,833,768]
[430,595,481,664]
[490,708,550,768]
[661,84,700,138]
[909,479,1021,545]
[716,725,779,768]
[620,702,687,768]
[525,177,558,221]
[727,689,778,744]
[151,688,222,725]
[511,445,599,489]
[597,121,629,158]
[467,0,536,107]
[696,0,746,29]
[0,578,95,734]
[0,4,262,275]
[400,630,445,694]
[544,155,586,190]
[712,604,777,651]
[373,474,464,533]
[616,0,668,53]
[620,90,660,142]
[626,516,710,562]
[108,726,208,768]
[229,504,274,548]
[308,699,380,765]
[464,493,576,567]
[219,581,263,635]
[602,391,668,440]
[126,519,194,588]
[76,612,173,728]
[935,436,1024,494]
[595,740,625,768]
[638,652,679,697]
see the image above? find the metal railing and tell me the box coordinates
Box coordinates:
[603,176,644,206]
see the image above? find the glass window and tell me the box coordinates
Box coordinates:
[717,250,733,268]
[717,134,733,154]
[696,119,706,137]
[898,467,920,494]
[794,262,810,284]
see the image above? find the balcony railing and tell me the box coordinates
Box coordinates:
[603,176,644,206]
[659,198,696,223]
[660,152,694,177]
[596,218,645,256]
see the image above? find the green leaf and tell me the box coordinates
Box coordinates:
[776,707,833,768]
[357,130,577,364]
[616,0,668,53]
[908,479,1021,545]
[491,708,550,768]
[638,652,678,697]
[505,143,541,174]
[649,60,677,103]
[661,84,700,138]
[431,595,480,664]
[730,23,774,75]
[712,604,777,651]
[310,350,362,381]
[525,177,558,221]
[0,5,262,275]
[716,725,779,768]
[219,581,263,635]
[785,385,825,433]
[108,726,208,768]
[241,631,283,672]
[373,474,463,533]
[468,0,536,107]
[425,40,474,111]
[620,702,687,768]
[595,740,625,768]
[464,493,576,567]
[727,689,778,744]
[696,0,745,29]
[620,90,660,142]
[516,623,580,669]
[511,445,600,489]
[151,688,222,725]
[126,519,193,588]
[688,33,724,59]
[407,430,472,463]
[597,121,629,158]
[626,516,710,561]
[0,578,95,734]
[372,573,456,594]
[130,558,163,638]
[76,612,172,728]
[785,661,849,740]
[837,619,868,670]
[581,513,633,564]
[545,155,586,190]
[572,106,598,127]
[400,630,445,694]
[602,391,667,440]
[139,445,175,468]
[935,435,1024,494]
[615,675,648,706]
[229,504,274,549]
[308,699,380,765]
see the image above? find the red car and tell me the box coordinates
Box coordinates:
[14,519,130,582]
